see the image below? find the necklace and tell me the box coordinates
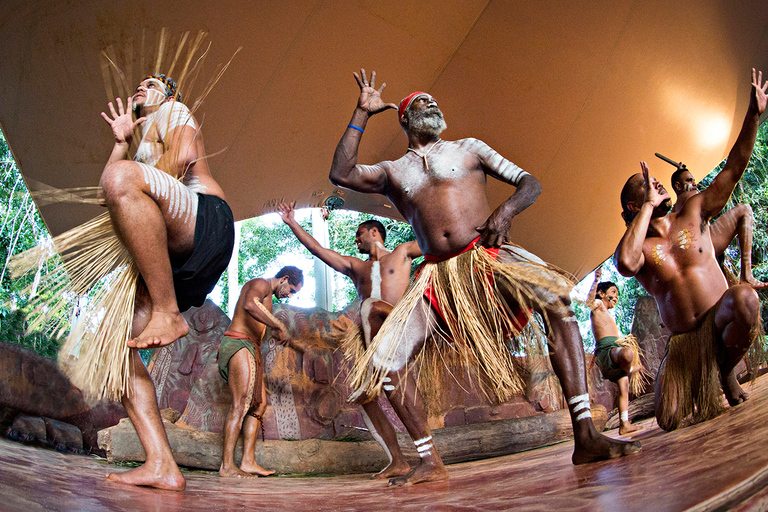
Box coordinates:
[407,139,442,171]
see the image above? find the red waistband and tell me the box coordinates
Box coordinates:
[424,236,482,262]
[224,330,258,344]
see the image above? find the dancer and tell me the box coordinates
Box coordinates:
[330,69,640,486]
[278,202,416,479]
[587,267,645,435]
[615,69,766,431]
[218,266,303,478]
[669,166,766,288]
[101,75,235,489]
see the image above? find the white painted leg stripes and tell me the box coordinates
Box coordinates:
[383,376,395,392]
[620,410,629,422]
[414,436,433,458]
[567,393,592,421]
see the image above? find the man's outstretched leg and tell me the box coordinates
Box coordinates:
[543,304,641,464]
[359,298,410,479]
[710,204,768,289]
[370,298,448,486]
[106,349,186,490]
[100,161,196,348]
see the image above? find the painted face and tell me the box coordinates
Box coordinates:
[599,286,619,309]
[133,78,167,108]
[276,278,302,299]
[678,172,698,193]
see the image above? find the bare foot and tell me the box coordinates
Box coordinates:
[106,461,185,491]
[723,371,750,406]
[743,276,768,290]
[372,460,410,480]
[618,421,644,436]
[239,461,276,476]
[128,311,189,349]
[388,459,448,487]
[219,464,261,479]
[572,428,641,465]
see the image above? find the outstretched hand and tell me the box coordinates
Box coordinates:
[594,266,603,281]
[751,68,768,116]
[353,69,398,115]
[277,202,296,225]
[640,161,664,208]
[101,97,145,145]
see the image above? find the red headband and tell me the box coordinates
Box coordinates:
[399,91,429,120]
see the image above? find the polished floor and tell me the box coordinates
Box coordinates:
[3,376,768,511]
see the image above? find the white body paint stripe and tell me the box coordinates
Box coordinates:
[414,436,432,446]
[567,394,589,406]
[383,385,395,392]
[419,450,432,458]
[417,443,433,453]
[370,261,382,300]
[576,411,592,421]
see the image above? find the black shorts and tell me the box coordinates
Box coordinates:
[172,194,235,312]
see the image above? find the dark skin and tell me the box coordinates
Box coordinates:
[330,69,639,486]
[615,69,767,409]
[671,170,767,289]
[278,202,417,479]
[101,78,224,491]
[219,276,299,478]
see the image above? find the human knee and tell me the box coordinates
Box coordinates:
[730,285,760,323]
[100,161,143,199]
[615,347,634,367]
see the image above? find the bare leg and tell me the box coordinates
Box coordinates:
[106,350,185,490]
[100,160,195,348]
[615,376,642,435]
[545,308,641,464]
[710,204,767,289]
[219,349,260,478]
[358,298,410,479]
[240,385,275,476]
[367,298,448,486]
[715,284,760,405]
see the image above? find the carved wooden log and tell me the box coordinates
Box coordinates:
[98,405,606,473]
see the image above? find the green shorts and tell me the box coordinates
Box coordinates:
[217,334,258,383]
[594,335,624,382]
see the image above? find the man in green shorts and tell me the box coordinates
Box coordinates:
[588,266,645,435]
[218,266,303,478]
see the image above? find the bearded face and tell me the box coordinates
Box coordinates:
[405,107,447,137]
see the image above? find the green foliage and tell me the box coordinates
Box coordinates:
[0,130,64,357]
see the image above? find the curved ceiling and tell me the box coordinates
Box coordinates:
[1,1,767,279]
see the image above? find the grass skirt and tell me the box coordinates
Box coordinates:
[349,244,574,409]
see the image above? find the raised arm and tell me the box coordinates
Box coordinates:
[587,266,603,309]
[277,202,355,276]
[614,162,662,276]
[101,96,146,165]
[700,68,767,218]
[329,69,397,193]
[471,139,541,247]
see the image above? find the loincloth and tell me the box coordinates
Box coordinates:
[656,307,724,431]
[594,334,647,396]
[349,238,574,408]
[217,330,264,408]
[172,194,235,312]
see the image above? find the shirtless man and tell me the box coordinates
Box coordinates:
[587,267,643,435]
[100,75,234,489]
[670,166,766,289]
[278,202,417,479]
[329,69,639,486]
[615,69,767,431]
[218,266,303,478]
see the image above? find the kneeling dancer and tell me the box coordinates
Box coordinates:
[330,69,640,486]
[615,69,767,431]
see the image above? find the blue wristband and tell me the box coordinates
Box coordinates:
[347,124,364,133]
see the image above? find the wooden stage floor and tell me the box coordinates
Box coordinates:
[4,376,768,511]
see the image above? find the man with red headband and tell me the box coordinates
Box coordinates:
[99,74,234,490]
[330,69,640,487]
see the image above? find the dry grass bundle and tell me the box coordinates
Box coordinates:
[349,245,573,406]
